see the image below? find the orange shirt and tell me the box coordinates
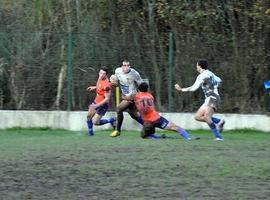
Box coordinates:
[95,79,112,104]
[134,92,160,122]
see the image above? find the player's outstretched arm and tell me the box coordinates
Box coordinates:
[86,86,96,91]
[174,83,182,92]
[175,76,202,92]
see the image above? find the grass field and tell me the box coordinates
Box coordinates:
[0,129,270,200]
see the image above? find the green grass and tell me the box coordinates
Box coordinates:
[0,129,270,200]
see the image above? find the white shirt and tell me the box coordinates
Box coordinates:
[115,67,142,97]
[182,69,221,98]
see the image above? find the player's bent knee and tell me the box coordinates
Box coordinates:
[141,130,148,138]
[141,124,155,138]
[116,107,124,113]
[92,120,100,125]
[92,117,101,125]
[195,114,204,121]
[87,115,93,121]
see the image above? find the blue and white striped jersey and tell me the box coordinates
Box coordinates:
[182,69,221,98]
[115,67,142,97]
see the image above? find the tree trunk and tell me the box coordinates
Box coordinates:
[52,44,66,110]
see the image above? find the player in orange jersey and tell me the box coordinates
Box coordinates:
[134,82,193,140]
[86,66,116,136]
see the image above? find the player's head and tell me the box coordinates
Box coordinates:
[197,59,208,70]
[99,66,109,80]
[138,82,149,92]
[122,60,130,74]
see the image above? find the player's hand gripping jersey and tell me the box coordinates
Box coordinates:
[134,92,160,123]
[182,69,221,98]
[115,67,142,97]
[94,79,112,104]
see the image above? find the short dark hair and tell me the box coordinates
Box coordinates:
[138,82,149,92]
[100,66,109,74]
[197,59,208,69]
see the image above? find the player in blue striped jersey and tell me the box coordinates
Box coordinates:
[175,59,225,141]
[110,60,144,137]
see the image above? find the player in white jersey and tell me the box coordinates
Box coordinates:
[110,60,144,137]
[175,59,225,141]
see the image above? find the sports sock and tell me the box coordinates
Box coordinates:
[211,117,221,124]
[209,122,222,138]
[117,112,124,132]
[99,119,110,125]
[86,120,93,135]
[87,120,93,129]
[109,117,115,123]
[177,128,191,140]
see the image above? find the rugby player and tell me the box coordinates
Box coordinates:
[175,59,225,141]
[86,66,116,136]
[134,82,192,140]
[110,60,143,137]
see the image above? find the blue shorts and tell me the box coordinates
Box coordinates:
[141,116,169,138]
[90,102,109,116]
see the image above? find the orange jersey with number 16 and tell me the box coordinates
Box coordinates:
[95,79,112,104]
[134,92,160,122]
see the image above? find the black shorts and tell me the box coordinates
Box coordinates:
[141,116,169,138]
[90,102,109,116]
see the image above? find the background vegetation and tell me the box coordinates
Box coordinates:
[0,0,269,113]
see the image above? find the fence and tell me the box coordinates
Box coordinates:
[0,32,269,113]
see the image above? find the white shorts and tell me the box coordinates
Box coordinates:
[203,95,220,110]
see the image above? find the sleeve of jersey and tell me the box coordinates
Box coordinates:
[214,74,222,83]
[182,76,202,92]
[133,70,143,84]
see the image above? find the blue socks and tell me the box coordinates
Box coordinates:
[87,118,116,136]
[211,117,221,124]
[98,118,116,125]
[99,119,110,125]
[209,122,222,139]
[86,120,93,136]
[177,128,191,140]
